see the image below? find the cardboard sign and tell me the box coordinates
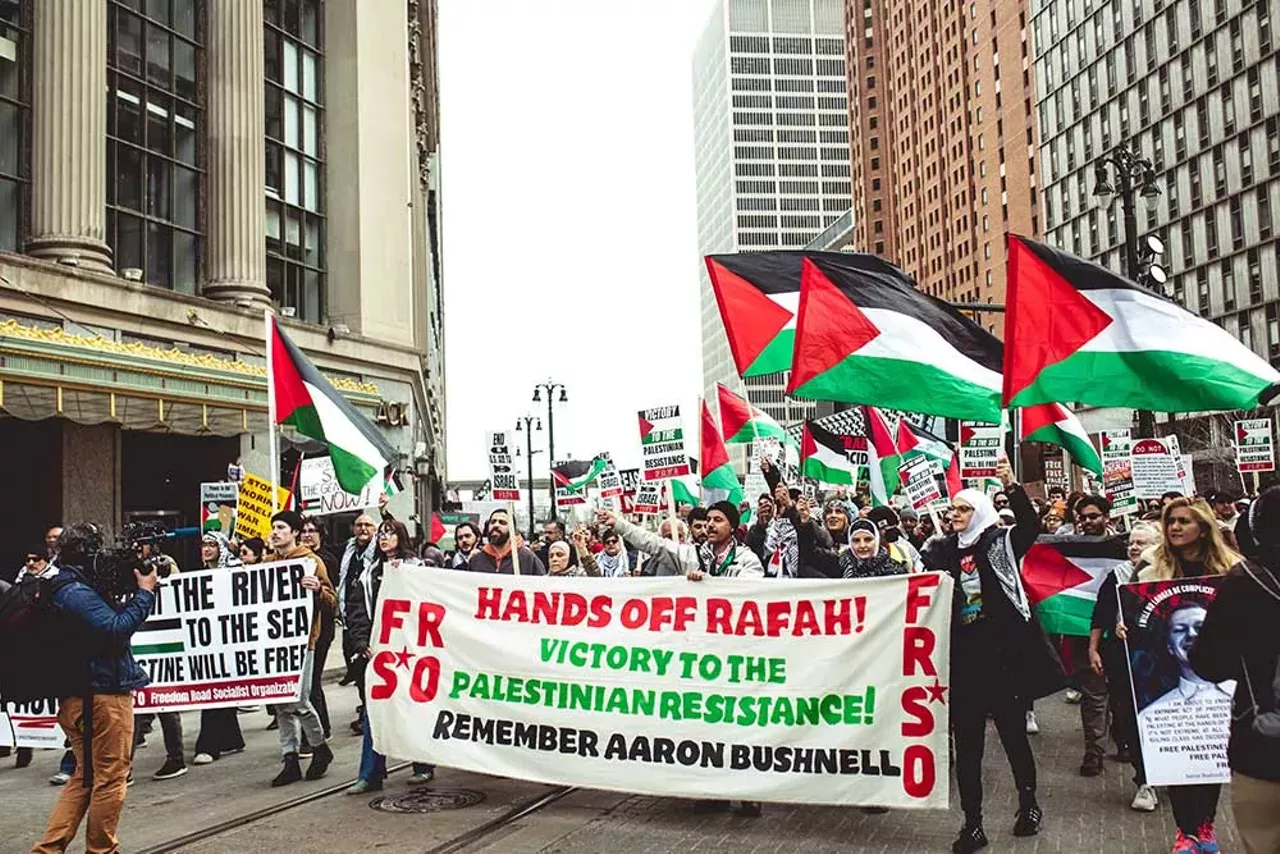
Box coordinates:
[298,457,380,516]
[1131,437,1184,499]
[368,569,955,808]
[634,481,663,515]
[200,482,238,535]
[488,431,522,501]
[899,456,943,511]
[959,421,1001,480]
[638,406,690,481]
[1235,418,1275,473]
[1121,577,1234,786]
[132,559,317,712]
[234,473,292,541]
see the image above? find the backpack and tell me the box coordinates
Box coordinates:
[0,571,92,703]
[1240,564,1280,739]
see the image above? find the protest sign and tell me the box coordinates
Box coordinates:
[619,468,640,514]
[638,406,691,481]
[634,481,663,515]
[298,456,379,516]
[235,473,292,541]
[959,422,1001,480]
[488,431,522,501]
[200,482,238,535]
[368,569,954,807]
[899,456,943,511]
[1042,449,1068,493]
[1131,437,1184,499]
[1235,418,1275,473]
[597,454,623,499]
[0,698,62,749]
[1101,430,1137,516]
[131,559,317,713]
[553,461,588,509]
[1120,577,1234,786]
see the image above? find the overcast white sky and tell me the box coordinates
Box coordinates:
[439,0,718,482]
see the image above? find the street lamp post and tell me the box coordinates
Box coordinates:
[514,414,541,540]
[1093,142,1165,437]
[532,380,567,521]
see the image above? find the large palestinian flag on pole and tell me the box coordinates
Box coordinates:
[799,420,858,486]
[1005,235,1280,410]
[705,252,804,377]
[864,406,900,505]
[1022,534,1129,636]
[1020,402,1103,476]
[716,382,795,446]
[788,254,1005,422]
[268,315,397,495]
[699,399,743,507]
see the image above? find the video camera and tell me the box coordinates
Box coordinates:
[79,521,198,600]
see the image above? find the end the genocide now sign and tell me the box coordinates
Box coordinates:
[368,571,954,808]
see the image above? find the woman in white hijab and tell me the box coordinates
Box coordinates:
[921,457,1064,854]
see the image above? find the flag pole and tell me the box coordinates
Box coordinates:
[508,500,521,575]
[265,310,281,513]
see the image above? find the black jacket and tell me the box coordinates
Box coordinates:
[922,484,1065,704]
[744,522,770,565]
[343,559,384,655]
[1189,561,1280,783]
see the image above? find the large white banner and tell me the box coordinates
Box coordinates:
[0,698,62,749]
[132,559,317,713]
[369,570,954,808]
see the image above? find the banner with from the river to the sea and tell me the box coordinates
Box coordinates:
[368,570,954,808]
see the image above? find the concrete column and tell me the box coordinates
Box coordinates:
[61,423,120,535]
[27,0,113,272]
[204,0,270,307]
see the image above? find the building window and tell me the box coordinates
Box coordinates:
[106,0,203,293]
[0,0,29,252]
[265,0,325,323]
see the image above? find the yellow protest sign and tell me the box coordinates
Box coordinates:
[235,473,292,541]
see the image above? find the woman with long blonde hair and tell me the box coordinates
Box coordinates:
[1134,497,1244,853]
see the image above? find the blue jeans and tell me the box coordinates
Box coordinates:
[358,724,433,783]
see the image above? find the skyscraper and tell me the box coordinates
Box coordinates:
[694,0,851,424]
[842,0,1040,335]
[1033,0,1280,368]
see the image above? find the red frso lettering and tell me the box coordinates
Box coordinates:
[369,651,398,700]
[903,745,936,798]
[900,686,934,737]
[902,627,937,677]
[378,599,411,645]
[905,574,940,625]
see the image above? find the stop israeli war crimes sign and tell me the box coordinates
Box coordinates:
[131,559,318,713]
[367,570,955,808]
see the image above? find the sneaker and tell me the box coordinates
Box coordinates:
[1065,688,1083,704]
[48,772,70,786]
[1025,711,1040,734]
[736,801,762,818]
[952,823,989,854]
[192,753,215,766]
[153,758,188,780]
[1172,830,1200,853]
[1013,802,1043,837]
[1130,784,1158,812]
[1195,822,1219,853]
[297,747,314,760]
[407,769,435,785]
[346,778,383,795]
[1080,755,1104,777]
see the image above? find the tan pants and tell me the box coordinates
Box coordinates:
[1233,771,1280,854]
[32,694,135,854]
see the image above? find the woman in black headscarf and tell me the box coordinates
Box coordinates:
[840,519,909,578]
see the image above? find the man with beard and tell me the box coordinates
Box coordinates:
[450,521,482,569]
[468,509,546,575]
[339,512,379,734]
[744,494,773,564]
[687,507,710,547]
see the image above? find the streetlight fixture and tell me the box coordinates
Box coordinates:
[515,414,542,540]
[532,380,568,519]
[1093,142,1164,437]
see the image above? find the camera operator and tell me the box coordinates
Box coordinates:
[32,523,158,854]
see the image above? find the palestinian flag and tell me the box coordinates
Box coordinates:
[799,420,858,486]
[132,617,185,656]
[268,315,397,495]
[788,254,1005,422]
[1020,403,1103,476]
[551,457,609,494]
[864,406,900,505]
[945,451,964,499]
[705,252,803,376]
[429,513,447,543]
[672,476,701,508]
[700,399,744,506]
[897,419,954,467]
[716,382,795,446]
[1005,235,1280,410]
[1022,534,1128,636]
